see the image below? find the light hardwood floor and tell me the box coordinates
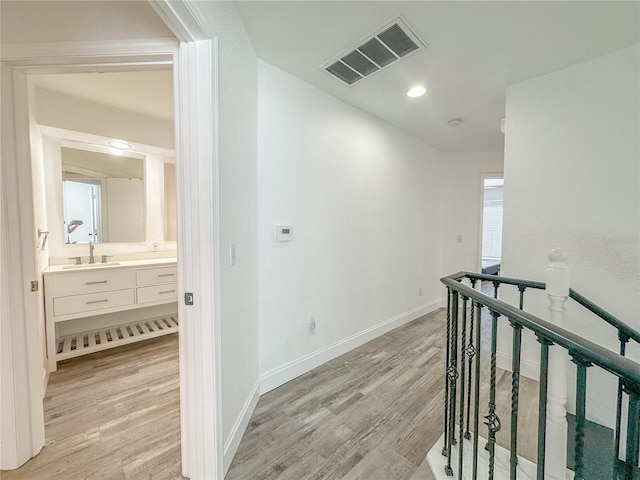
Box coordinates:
[1,335,183,480]
[2,305,538,480]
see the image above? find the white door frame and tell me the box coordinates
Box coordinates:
[1,2,223,478]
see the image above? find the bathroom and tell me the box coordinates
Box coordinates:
[27,68,178,380]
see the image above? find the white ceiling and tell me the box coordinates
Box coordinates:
[234,1,640,153]
[3,1,638,154]
[31,71,175,121]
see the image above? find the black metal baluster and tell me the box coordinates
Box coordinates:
[443,288,452,457]
[510,320,523,478]
[492,280,500,299]
[484,310,502,480]
[535,335,553,480]
[571,354,591,480]
[472,302,483,480]
[465,298,476,440]
[457,296,469,480]
[446,291,460,476]
[622,382,640,480]
[517,284,527,310]
[614,332,630,472]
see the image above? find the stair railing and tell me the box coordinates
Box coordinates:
[440,250,640,480]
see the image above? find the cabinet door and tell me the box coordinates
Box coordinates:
[136,266,177,286]
[137,284,178,304]
[46,269,135,297]
[53,289,135,316]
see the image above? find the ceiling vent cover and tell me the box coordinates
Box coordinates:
[321,16,426,86]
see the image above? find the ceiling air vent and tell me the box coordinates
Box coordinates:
[322,16,426,87]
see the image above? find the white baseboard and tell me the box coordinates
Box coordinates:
[260,299,443,395]
[223,379,261,475]
[496,352,540,381]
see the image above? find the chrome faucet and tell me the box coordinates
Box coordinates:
[89,241,95,264]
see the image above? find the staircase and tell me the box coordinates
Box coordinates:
[429,250,640,480]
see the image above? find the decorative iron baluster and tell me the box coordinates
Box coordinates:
[484,309,502,480]
[622,382,640,480]
[517,284,527,310]
[457,295,468,480]
[443,288,452,457]
[535,334,553,480]
[472,302,483,480]
[510,320,523,478]
[571,354,592,480]
[465,297,476,440]
[492,280,500,299]
[614,331,630,470]
[445,291,460,476]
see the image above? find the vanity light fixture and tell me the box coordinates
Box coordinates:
[108,140,131,149]
[407,86,426,98]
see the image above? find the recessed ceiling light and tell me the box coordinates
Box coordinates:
[108,140,131,149]
[447,118,462,127]
[407,86,426,98]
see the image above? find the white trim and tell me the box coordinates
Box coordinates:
[1,38,177,64]
[496,351,540,381]
[175,38,223,480]
[260,300,444,394]
[223,380,261,475]
[1,65,46,470]
[149,1,208,42]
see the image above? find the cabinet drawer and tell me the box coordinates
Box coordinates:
[137,284,178,304]
[53,289,135,317]
[47,269,135,297]
[136,266,177,286]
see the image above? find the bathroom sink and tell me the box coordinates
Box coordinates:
[62,262,120,270]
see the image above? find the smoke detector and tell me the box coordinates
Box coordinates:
[447,118,462,127]
[321,16,427,86]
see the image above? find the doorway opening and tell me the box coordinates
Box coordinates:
[11,67,182,478]
[480,176,504,276]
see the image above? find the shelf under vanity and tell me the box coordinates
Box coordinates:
[44,258,178,372]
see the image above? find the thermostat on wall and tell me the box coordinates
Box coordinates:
[276,225,293,242]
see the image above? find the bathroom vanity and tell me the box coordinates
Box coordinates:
[44,258,178,371]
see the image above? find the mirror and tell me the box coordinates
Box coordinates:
[62,146,145,244]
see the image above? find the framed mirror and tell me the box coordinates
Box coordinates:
[61,146,145,244]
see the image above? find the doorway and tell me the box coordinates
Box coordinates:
[480,176,504,276]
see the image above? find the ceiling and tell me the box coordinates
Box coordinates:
[3,1,638,154]
[234,1,640,153]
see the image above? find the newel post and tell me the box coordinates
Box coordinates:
[545,249,570,479]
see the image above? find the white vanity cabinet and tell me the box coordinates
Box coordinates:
[44,259,178,371]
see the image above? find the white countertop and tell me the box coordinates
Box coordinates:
[44,257,177,274]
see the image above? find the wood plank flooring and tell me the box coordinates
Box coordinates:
[1,335,183,480]
[2,303,539,480]
[226,307,538,480]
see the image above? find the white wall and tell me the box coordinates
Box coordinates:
[187,1,260,469]
[502,44,640,427]
[258,60,445,390]
[440,152,504,277]
[34,88,174,151]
